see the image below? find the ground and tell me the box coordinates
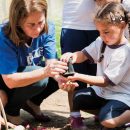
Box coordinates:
[21,90,101,130]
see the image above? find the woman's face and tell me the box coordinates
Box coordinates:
[21,11,45,38]
[95,21,125,45]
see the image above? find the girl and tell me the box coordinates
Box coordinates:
[61,2,130,130]
[0,0,70,127]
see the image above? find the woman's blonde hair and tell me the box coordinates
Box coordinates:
[4,0,48,45]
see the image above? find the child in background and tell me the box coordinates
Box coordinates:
[61,2,130,130]
[60,0,99,112]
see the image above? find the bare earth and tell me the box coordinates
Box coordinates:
[21,90,101,130]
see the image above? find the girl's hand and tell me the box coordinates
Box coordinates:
[67,72,79,82]
[44,61,68,77]
[60,52,76,64]
[57,75,79,92]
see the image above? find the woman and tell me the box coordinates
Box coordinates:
[0,0,69,126]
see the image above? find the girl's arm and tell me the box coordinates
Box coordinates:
[68,73,109,87]
[61,51,88,64]
[74,51,88,63]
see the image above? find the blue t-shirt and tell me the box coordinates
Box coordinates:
[0,22,57,74]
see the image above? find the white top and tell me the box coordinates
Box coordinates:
[62,0,97,30]
[82,37,130,107]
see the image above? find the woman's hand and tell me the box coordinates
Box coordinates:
[60,52,76,64]
[56,75,79,92]
[44,60,68,77]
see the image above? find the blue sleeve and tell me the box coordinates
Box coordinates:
[0,35,18,74]
[42,22,57,59]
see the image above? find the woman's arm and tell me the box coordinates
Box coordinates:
[2,68,48,89]
[2,61,67,89]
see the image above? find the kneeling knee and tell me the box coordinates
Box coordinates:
[101,119,118,128]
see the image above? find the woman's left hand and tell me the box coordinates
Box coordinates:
[56,75,79,92]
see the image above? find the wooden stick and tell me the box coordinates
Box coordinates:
[0,98,8,130]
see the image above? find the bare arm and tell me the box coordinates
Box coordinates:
[2,68,47,89]
[2,60,68,89]
[68,73,109,87]
[74,51,88,63]
[60,51,88,64]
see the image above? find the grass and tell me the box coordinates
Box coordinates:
[53,18,62,58]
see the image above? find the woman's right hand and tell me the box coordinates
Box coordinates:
[44,60,68,77]
[60,52,76,64]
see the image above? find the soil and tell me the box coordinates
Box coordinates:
[21,90,101,130]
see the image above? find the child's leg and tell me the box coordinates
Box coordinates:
[106,110,130,127]
[70,87,106,130]
[99,100,129,128]
[72,87,106,113]
[68,91,74,112]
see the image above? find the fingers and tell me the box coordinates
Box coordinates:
[58,75,79,92]
[56,60,68,66]
[7,122,16,128]
[50,61,68,74]
[60,52,73,63]
[45,61,67,77]
[59,81,79,92]
[54,61,68,71]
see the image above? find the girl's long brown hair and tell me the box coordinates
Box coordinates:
[4,0,48,45]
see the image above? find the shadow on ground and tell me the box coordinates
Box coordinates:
[21,109,101,130]
[21,109,68,129]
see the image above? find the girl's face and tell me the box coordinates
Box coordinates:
[95,21,125,45]
[96,0,121,6]
[21,11,45,38]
